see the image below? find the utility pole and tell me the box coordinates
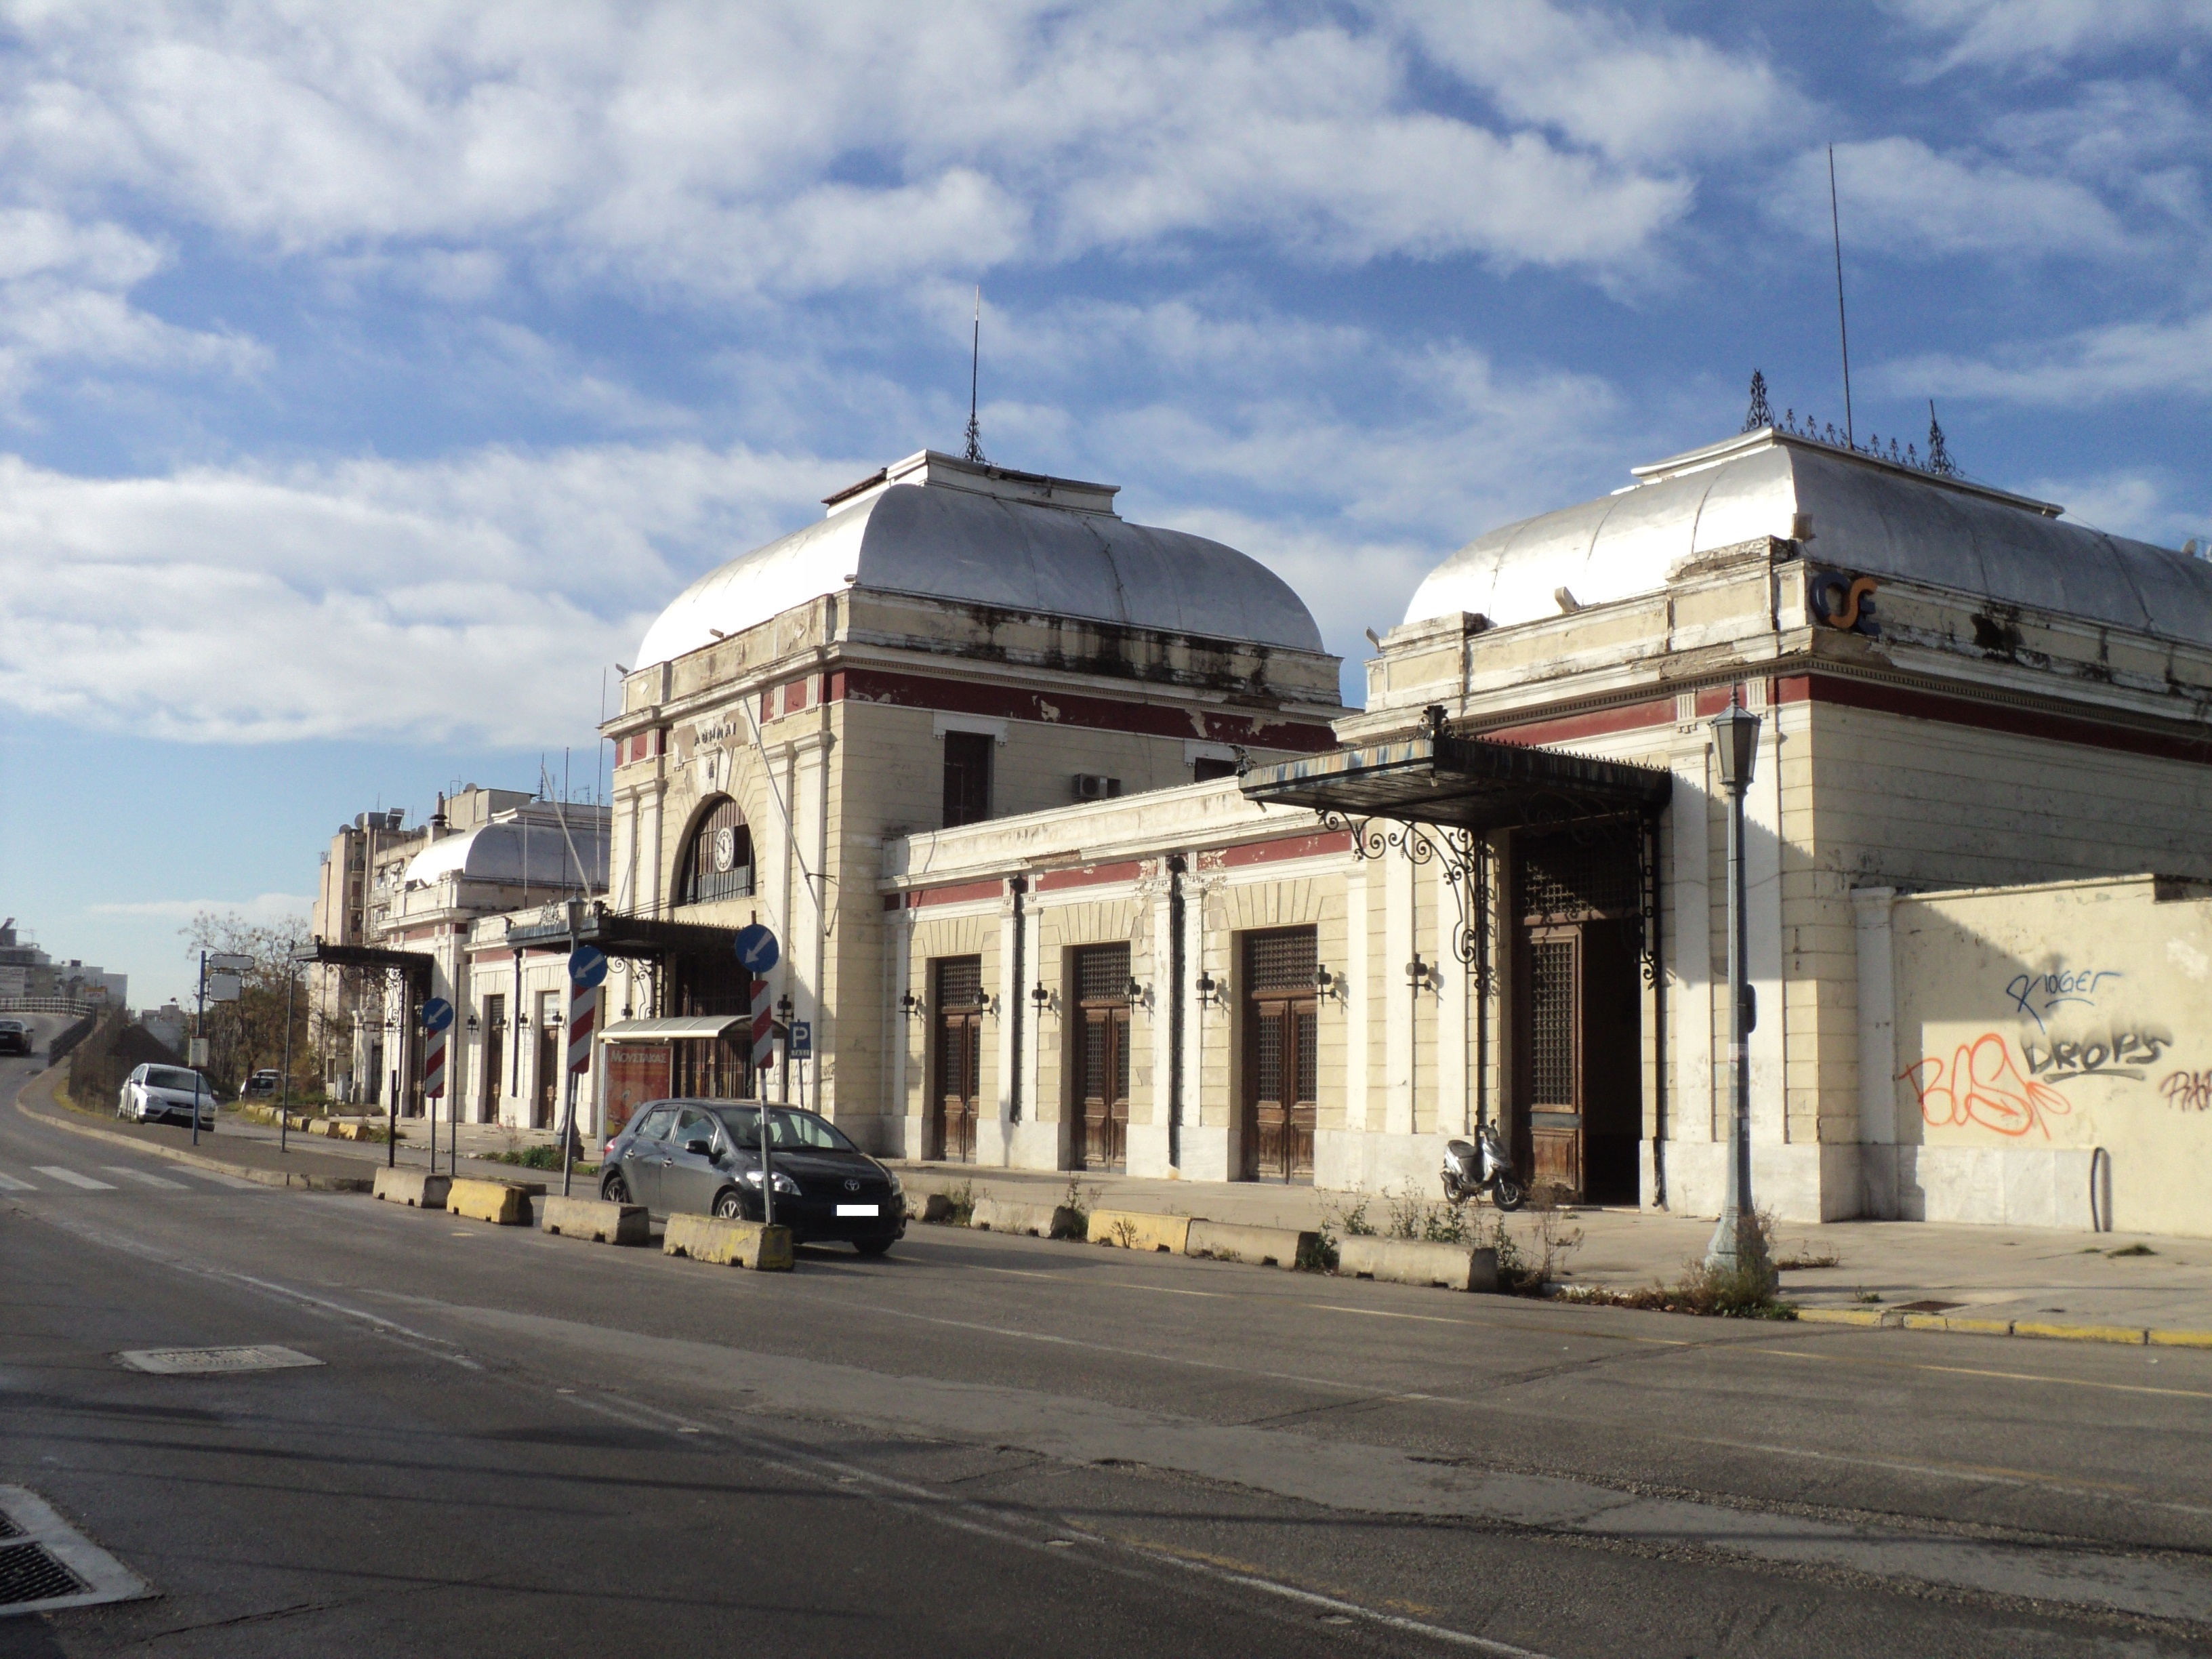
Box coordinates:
[190,951,207,1147]
[279,966,295,1154]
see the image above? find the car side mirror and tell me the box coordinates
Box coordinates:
[683,1138,714,1158]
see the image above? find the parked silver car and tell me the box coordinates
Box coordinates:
[117,1064,217,1129]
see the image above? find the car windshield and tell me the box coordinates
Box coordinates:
[146,1067,206,1092]
[712,1107,857,1153]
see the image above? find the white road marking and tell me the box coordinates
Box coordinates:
[180,1167,262,1189]
[101,1166,188,1190]
[0,1170,35,1191]
[34,1166,117,1190]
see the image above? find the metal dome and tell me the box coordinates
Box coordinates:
[1407,430,2212,646]
[634,450,1326,670]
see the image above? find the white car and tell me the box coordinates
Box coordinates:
[117,1063,217,1129]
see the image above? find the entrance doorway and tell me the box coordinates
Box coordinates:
[533,990,559,1129]
[931,956,985,1162]
[1511,827,1643,1205]
[1241,926,1317,1183]
[480,995,506,1124]
[1072,943,1131,1172]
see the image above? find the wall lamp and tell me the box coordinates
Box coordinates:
[776,994,794,1025]
[1124,975,1151,1008]
[899,989,924,1019]
[1313,964,1341,1003]
[1194,970,1224,1009]
[1406,953,1437,994]
[546,1010,564,1029]
[466,1013,480,1032]
[516,1010,530,1029]
[1029,981,1053,1015]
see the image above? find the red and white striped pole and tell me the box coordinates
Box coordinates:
[750,975,776,1225]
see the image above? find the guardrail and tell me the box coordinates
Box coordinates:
[0,998,94,1016]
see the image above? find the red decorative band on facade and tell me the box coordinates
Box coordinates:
[1034,859,1145,893]
[828,666,1336,752]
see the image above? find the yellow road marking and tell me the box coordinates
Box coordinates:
[1750,1347,2212,1401]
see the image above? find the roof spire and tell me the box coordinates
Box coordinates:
[1742,369,1773,433]
[963,286,987,466]
[1925,401,1955,476]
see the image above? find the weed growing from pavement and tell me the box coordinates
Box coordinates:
[1558,1208,1793,1319]
[1058,1173,1095,1237]
[2110,1243,2157,1257]
[1773,1247,1840,1271]
[939,1181,975,1226]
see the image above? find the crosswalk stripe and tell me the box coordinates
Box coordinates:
[0,1170,34,1191]
[33,1166,117,1191]
[180,1167,261,1189]
[101,1166,188,1190]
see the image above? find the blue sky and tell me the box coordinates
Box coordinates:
[1,0,2206,1006]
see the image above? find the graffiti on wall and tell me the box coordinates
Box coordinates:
[1900,1033,2073,1139]
[2160,1072,2212,1113]
[2002,968,2123,1032]
[2021,1028,2171,1083]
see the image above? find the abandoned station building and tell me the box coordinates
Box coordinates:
[431,424,2212,1239]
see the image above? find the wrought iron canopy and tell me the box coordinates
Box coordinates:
[1238,722,1671,832]
[501,908,743,962]
[291,942,434,985]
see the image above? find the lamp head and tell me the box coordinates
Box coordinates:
[1709,698,1761,792]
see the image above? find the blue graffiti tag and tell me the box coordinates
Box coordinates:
[2004,968,2123,1032]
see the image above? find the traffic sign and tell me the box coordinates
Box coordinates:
[568,944,608,989]
[734,923,779,974]
[419,996,454,1033]
[789,1021,812,1059]
[205,973,241,1004]
[207,953,254,972]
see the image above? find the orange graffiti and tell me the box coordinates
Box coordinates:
[1899,1032,2072,1139]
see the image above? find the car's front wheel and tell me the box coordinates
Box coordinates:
[601,1170,630,1206]
[854,1238,893,1258]
[713,1189,747,1222]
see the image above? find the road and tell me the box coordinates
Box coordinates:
[4,1044,2211,1658]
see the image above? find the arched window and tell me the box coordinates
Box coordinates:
[677,797,754,906]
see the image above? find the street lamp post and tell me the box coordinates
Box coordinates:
[1704,697,1761,1273]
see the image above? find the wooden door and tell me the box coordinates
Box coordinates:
[1073,944,1131,1172]
[534,1021,559,1129]
[480,996,506,1124]
[1519,926,1583,1197]
[933,956,985,1162]
[1242,928,1317,1183]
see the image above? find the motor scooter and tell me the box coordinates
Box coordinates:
[1441,1120,1525,1210]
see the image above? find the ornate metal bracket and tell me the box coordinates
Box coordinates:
[1322,811,1496,994]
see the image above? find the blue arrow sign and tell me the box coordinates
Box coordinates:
[568,944,609,989]
[734,922,779,975]
[419,996,455,1034]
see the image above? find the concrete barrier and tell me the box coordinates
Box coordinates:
[970,1197,1082,1238]
[371,1167,450,1210]
[1087,1208,1191,1254]
[663,1212,794,1271]
[907,1191,952,1223]
[448,1179,533,1226]
[541,1195,649,1245]
[1336,1235,1498,1292]
[1186,1218,1315,1269]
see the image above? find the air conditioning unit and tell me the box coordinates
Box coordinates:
[1072,773,1123,801]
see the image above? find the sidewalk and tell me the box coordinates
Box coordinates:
[889,1160,2212,1332]
[20,1069,575,1193]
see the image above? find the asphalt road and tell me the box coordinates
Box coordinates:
[5,1046,2211,1658]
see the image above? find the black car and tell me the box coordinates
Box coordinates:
[0,1020,30,1057]
[600,1101,905,1256]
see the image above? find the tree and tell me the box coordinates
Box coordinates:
[180,911,315,1094]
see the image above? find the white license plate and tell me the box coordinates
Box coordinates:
[836,1203,878,1217]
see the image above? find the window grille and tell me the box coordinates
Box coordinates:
[1295,1008,1317,1103]
[1515,827,1640,921]
[1254,1010,1284,1101]
[1244,927,1317,991]
[935,957,985,1010]
[1074,943,1130,1003]
[1529,937,1576,1105]
[943,731,993,827]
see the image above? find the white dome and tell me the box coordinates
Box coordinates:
[635,450,1326,670]
[1408,430,2212,645]
[404,817,608,890]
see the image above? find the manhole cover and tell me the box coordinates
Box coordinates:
[115,1345,323,1376]
[0,1488,150,1618]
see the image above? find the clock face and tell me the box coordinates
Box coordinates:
[712,825,736,873]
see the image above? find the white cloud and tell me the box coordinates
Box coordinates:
[1885,309,2212,403]
[0,1,1740,295]
[1773,137,2131,259]
[0,441,865,745]
[1887,0,2212,70]
[2024,469,2211,550]
[89,893,310,922]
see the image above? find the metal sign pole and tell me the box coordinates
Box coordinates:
[190,951,206,1147]
[279,968,295,1154]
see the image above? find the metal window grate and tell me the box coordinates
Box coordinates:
[1295,1009,1317,1104]
[1255,1010,1284,1101]
[1244,928,1317,992]
[680,798,754,906]
[935,958,985,1009]
[0,1542,89,1606]
[1084,1017,1106,1094]
[1516,830,1640,921]
[1075,943,1130,1002]
[1115,1010,1130,1101]
[1529,938,1576,1105]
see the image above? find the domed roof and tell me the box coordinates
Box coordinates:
[635,450,1325,670]
[404,815,608,890]
[1408,429,2212,646]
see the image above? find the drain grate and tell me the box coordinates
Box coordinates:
[0,1542,89,1607]
[115,1345,323,1376]
[0,1488,149,1618]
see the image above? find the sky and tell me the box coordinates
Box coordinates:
[0,0,2207,1007]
